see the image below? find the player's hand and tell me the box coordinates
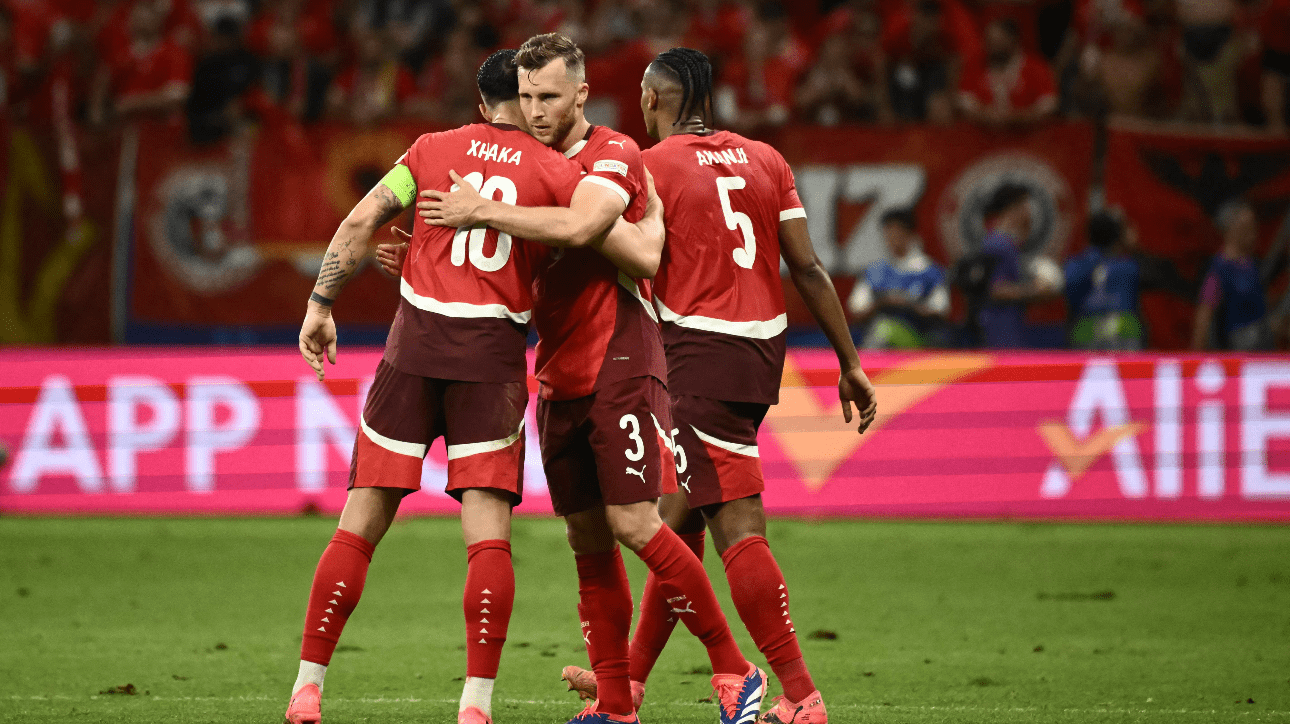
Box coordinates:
[299,302,337,381]
[839,365,878,434]
[376,227,410,278]
[417,169,484,228]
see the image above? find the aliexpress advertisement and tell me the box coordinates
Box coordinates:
[1,348,1288,520]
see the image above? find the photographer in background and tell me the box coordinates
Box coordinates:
[973,182,1062,348]
[1193,199,1273,350]
[1064,208,1146,350]
[848,208,950,348]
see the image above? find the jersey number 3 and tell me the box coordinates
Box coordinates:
[451,172,517,272]
[716,176,755,269]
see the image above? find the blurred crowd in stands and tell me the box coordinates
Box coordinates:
[2,0,1288,138]
[1,0,1287,352]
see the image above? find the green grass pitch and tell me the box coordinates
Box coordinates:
[2,516,1288,723]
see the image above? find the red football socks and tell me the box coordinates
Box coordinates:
[628,531,705,682]
[464,539,514,679]
[300,529,376,666]
[575,549,635,716]
[635,526,745,676]
[721,535,815,703]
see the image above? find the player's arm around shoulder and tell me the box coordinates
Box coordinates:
[299,164,412,381]
[591,165,666,279]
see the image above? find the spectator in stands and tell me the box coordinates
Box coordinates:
[797,8,891,124]
[715,1,810,133]
[882,0,968,124]
[406,22,491,125]
[187,15,258,143]
[848,208,950,348]
[1261,0,1290,133]
[1175,0,1256,126]
[1064,208,1146,350]
[246,0,338,122]
[1076,14,1174,120]
[327,24,416,126]
[1192,199,1272,350]
[959,18,1058,127]
[90,1,193,124]
[975,182,1062,348]
[351,0,454,71]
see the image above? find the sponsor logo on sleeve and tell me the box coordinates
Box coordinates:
[593,159,629,176]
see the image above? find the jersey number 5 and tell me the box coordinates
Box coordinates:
[451,172,517,272]
[716,176,755,269]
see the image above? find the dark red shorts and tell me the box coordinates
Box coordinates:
[349,359,527,505]
[670,395,769,509]
[537,375,678,517]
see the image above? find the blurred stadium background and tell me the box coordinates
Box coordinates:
[1,0,1289,722]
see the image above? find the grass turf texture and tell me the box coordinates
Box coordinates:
[1,518,1288,723]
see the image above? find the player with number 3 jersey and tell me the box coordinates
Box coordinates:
[558,49,879,724]
[417,34,766,724]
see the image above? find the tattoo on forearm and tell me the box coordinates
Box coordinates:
[311,185,405,297]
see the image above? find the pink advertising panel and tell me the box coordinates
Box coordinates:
[2,348,1288,520]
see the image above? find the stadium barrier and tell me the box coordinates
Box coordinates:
[2,347,1288,521]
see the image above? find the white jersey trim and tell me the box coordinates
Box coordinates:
[655,296,787,339]
[400,278,531,323]
[691,425,759,458]
[563,139,588,158]
[779,208,807,221]
[581,175,631,208]
[361,415,427,458]
[447,419,524,460]
[618,271,659,322]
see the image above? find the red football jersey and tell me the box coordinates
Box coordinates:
[643,130,804,405]
[531,125,667,401]
[385,122,582,383]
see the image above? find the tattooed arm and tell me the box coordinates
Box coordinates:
[300,181,407,380]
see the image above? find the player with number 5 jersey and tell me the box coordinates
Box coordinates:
[558,49,880,724]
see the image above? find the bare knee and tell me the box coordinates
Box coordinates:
[460,489,513,546]
[605,500,664,553]
[565,507,617,555]
[337,487,404,546]
[658,491,704,534]
[703,495,767,555]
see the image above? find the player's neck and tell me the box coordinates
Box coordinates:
[490,108,525,128]
[556,115,593,154]
[658,115,709,141]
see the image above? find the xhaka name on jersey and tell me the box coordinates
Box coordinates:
[694,147,749,167]
[466,139,523,165]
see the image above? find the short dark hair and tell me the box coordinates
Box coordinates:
[515,33,585,81]
[649,47,714,126]
[983,182,1030,218]
[1087,209,1124,249]
[881,207,917,230]
[477,49,519,107]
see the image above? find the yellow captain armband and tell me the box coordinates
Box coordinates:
[380,164,417,206]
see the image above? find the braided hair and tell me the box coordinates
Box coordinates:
[651,47,714,127]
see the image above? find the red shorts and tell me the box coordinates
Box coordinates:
[349,359,528,505]
[670,395,768,509]
[537,375,678,517]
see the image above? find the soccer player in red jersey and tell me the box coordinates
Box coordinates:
[418,34,767,724]
[286,50,663,724]
[560,48,879,724]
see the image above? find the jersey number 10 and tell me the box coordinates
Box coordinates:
[716,176,756,269]
[451,172,517,272]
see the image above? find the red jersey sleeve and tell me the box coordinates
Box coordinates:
[775,150,805,222]
[1019,55,1058,108]
[958,62,991,107]
[582,133,644,211]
